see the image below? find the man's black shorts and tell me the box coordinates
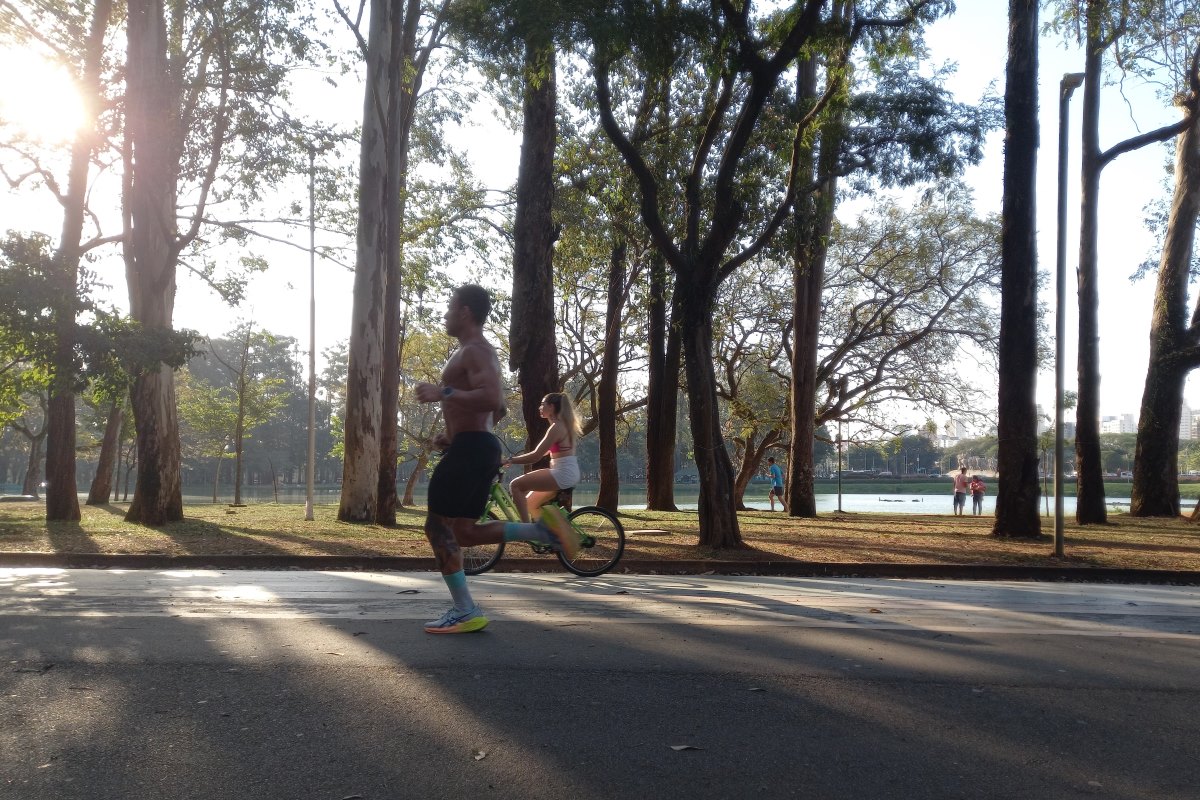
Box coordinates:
[427,431,502,519]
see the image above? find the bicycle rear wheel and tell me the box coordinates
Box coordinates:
[560,506,625,577]
[463,512,505,576]
[463,541,504,575]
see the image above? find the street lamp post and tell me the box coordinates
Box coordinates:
[1055,72,1085,556]
[836,421,844,512]
[305,145,317,521]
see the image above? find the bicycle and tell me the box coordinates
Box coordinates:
[462,468,625,577]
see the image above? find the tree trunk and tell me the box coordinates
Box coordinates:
[1131,109,1200,516]
[212,451,222,503]
[339,0,393,522]
[376,0,423,526]
[645,253,681,510]
[596,241,626,512]
[124,0,184,526]
[1132,363,1187,516]
[45,0,112,521]
[232,383,246,505]
[679,280,742,548]
[402,449,428,507]
[510,41,559,453]
[789,54,840,519]
[1074,12,1107,525]
[733,431,780,510]
[991,0,1043,538]
[86,398,123,505]
[126,365,183,523]
[20,429,46,497]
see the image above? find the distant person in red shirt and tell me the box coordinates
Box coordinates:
[969,475,986,515]
[951,466,969,516]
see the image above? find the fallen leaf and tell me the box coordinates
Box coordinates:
[868,608,882,614]
[670,745,701,751]
[397,589,420,594]
[473,750,488,761]
[326,652,345,657]
[748,687,766,692]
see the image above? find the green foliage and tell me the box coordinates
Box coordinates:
[0,232,199,419]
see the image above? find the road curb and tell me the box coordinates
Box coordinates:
[1,552,1198,584]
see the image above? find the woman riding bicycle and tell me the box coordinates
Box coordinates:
[503,392,582,522]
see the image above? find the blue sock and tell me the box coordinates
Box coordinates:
[443,570,474,611]
[504,521,552,543]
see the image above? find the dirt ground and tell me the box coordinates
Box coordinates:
[1,501,1199,572]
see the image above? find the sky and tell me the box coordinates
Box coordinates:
[0,3,1194,430]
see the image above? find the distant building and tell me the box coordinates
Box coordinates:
[1182,406,1194,441]
[1036,405,1050,435]
[1101,414,1136,434]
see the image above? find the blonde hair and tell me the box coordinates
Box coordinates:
[544,392,583,440]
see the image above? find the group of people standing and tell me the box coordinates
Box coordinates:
[951,466,986,516]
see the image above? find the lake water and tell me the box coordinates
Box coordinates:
[177,485,1128,516]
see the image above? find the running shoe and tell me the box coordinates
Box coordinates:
[424,605,489,634]
[538,505,581,560]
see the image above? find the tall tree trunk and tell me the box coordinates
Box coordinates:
[45,0,113,521]
[596,241,626,512]
[510,41,559,452]
[993,0,1042,538]
[645,252,681,510]
[124,0,184,526]
[1131,108,1200,516]
[1074,9,1108,525]
[376,0,423,526]
[86,398,123,505]
[339,0,393,522]
[789,53,840,519]
[679,278,741,548]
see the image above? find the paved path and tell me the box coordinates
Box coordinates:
[3,569,1198,799]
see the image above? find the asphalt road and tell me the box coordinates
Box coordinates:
[3,569,1198,800]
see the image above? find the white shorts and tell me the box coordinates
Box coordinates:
[549,455,580,490]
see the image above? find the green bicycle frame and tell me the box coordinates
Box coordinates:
[480,480,521,523]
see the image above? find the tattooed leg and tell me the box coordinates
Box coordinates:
[424,512,463,576]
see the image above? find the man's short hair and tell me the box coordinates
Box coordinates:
[454,284,492,324]
[767,457,775,463]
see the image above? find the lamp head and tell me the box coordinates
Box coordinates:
[1062,72,1085,94]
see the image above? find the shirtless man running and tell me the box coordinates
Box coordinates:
[414,285,579,634]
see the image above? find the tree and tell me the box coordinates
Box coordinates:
[993,0,1043,538]
[205,326,291,505]
[591,1,961,547]
[785,31,994,518]
[338,0,461,523]
[85,396,124,505]
[177,370,239,502]
[776,187,1003,512]
[123,0,321,524]
[1046,0,1198,523]
[1131,29,1200,517]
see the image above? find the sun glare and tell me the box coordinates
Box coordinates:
[0,51,86,144]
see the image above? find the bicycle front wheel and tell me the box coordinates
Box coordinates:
[560,506,625,577]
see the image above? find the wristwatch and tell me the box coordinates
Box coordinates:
[441,385,454,398]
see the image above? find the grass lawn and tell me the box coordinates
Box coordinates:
[1,500,1199,572]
